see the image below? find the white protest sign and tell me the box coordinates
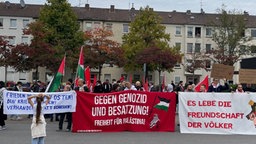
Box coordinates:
[3,90,77,114]
[179,92,256,135]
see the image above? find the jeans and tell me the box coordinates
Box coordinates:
[32,137,45,144]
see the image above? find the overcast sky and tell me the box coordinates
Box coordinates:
[7,0,256,15]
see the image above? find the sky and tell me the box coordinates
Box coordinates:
[6,0,256,15]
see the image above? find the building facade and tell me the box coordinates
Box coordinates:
[1,2,256,84]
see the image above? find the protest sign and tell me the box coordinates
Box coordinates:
[3,90,77,114]
[179,92,256,135]
[211,64,234,80]
[72,90,176,132]
[239,69,256,84]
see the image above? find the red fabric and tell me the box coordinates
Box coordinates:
[72,90,176,132]
[84,66,91,87]
[129,75,132,83]
[144,79,149,92]
[119,76,124,82]
[194,75,209,92]
[57,56,65,74]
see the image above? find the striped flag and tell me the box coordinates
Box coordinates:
[154,96,170,111]
[75,46,84,86]
[45,56,65,92]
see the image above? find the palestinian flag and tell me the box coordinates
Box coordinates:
[45,56,65,92]
[85,66,91,87]
[75,46,84,86]
[154,96,170,111]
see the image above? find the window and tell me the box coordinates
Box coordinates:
[21,36,29,44]
[195,27,201,37]
[133,74,140,82]
[206,44,211,53]
[105,23,112,31]
[19,72,26,81]
[0,18,3,27]
[187,43,193,53]
[174,76,180,85]
[175,42,181,49]
[10,19,17,28]
[175,26,181,35]
[251,30,256,37]
[187,26,193,37]
[23,19,29,28]
[94,22,101,28]
[206,28,212,37]
[8,36,16,45]
[195,43,201,53]
[104,74,111,82]
[123,24,129,33]
[85,22,92,31]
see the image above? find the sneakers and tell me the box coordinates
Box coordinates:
[65,129,71,132]
[0,126,6,130]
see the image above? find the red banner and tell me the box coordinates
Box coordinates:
[72,90,176,132]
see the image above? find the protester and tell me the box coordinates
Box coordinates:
[244,83,255,92]
[57,84,72,132]
[0,81,7,130]
[207,78,230,92]
[27,93,51,144]
[93,80,103,93]
[111,83,121,92]
[235,84,244,93]
[74,79,89,92]
[184,84,194,92]
[199,84,207,92]
[102,79,112,93]
[166,84,174,92]
[135,81,145,91]
[124,82,137,90]
[10,81,23,120]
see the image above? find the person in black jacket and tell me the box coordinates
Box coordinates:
[207,78,229,92]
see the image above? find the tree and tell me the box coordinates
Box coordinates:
[209,5,251,66]
[122,6,170,76]
[39,0,85,71]
[83,28,124,80]
[7,22,58,80]
[135,45,182,86]
[0,36,13,82]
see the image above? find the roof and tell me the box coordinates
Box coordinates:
[1,2,256,27]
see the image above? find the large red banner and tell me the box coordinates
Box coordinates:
[72,90,176,132]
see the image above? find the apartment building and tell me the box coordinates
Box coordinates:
[1,2,256,84]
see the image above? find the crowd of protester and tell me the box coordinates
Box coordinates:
[1,77,256,132]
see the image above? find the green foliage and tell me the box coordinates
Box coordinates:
[39,0,84,71]
[122,6,170,71]
[210,5,251,66]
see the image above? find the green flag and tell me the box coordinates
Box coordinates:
[46,56,65,92]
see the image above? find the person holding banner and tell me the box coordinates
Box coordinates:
[74,79,89,92]
[28,93,51,144]
[235,84,244,93]
[0,81,7,130]
[57,84,72,132]
[207,78,230,92]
